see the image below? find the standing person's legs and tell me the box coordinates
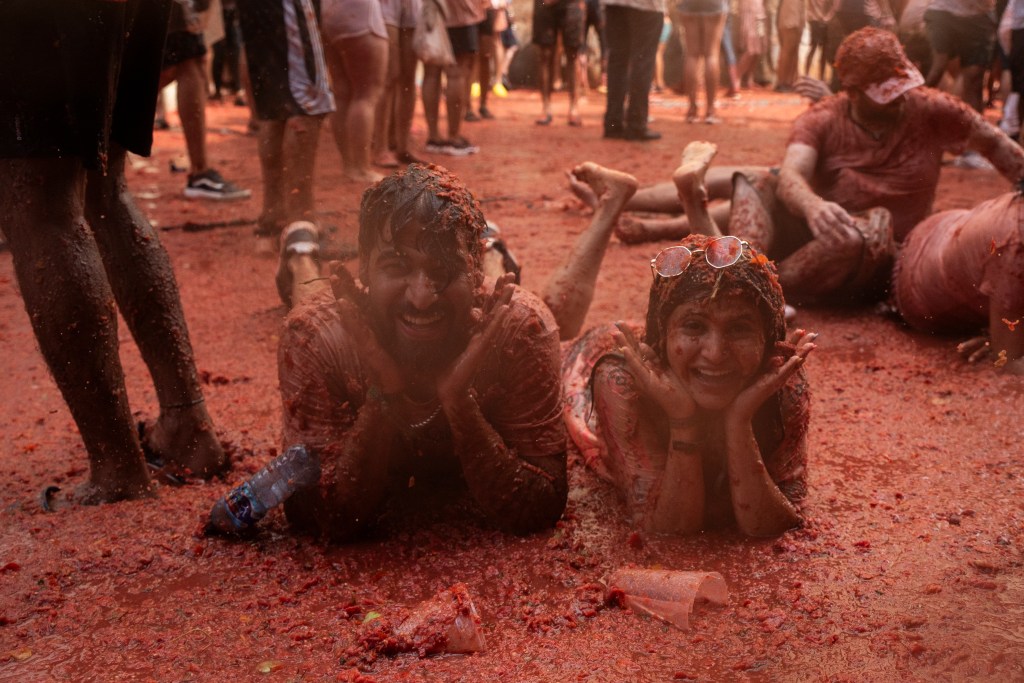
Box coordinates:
[373,24,402,167]
[422,64,445,144]
[84,146,225,476]
[447,52,474,142]
[561,0,586,123]
[394,26,419,159]
[281,115,326,220]
[166,56,210,174]
[325,44,354,170]
[703,13,727,119]
[325,33,388,181]
[255,119,287,253]
[539,44,558,122]
[477,18,496,116]
[774,25,801,88]
[623,7,663,137]
[680,16,704,119]
[0,158,153,502]
[923,9,953,88]
[602,4,631,136]
[534,0,558,123]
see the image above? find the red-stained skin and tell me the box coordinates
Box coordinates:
[663,295,767,411]
[1,94,1022,682]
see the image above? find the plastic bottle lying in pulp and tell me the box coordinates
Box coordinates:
[206,445,320,534]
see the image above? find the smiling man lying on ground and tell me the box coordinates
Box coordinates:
[277,164,567,541]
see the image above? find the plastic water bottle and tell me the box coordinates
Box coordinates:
[206,445,321,534]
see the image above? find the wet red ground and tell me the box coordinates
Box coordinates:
[2,88,1023,681]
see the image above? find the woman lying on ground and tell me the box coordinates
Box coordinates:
[563,234,816,536]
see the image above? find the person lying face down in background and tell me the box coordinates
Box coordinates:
[563,235,816,537]
[277,164,568,541]
[893,190,1024,374]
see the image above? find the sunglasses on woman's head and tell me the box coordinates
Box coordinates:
[650,236,749,278]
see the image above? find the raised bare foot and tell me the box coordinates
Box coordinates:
[143,402,228,479]
[671,141,718,234]
[570,162,638,214]
[566,169,599,211]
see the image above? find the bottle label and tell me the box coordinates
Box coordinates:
[224,485,259,526]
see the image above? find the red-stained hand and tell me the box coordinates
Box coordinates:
[794,76,833,103]
[436,273,516,405]
[728,328,817,424]
[330,262,405,395]
[806,200,859,245]
[613,322,697,422]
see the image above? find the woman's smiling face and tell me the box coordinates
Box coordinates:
[663,294,767,411]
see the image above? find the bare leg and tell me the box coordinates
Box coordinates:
[703,14,727,119]
[393,26,418,157]
[255,119,286,256]
[565,48,580,123]
[171,57,210,173]
[671,141,722,236]
[422,64,444,142]
[447,54,474,141]
[85,147,225,477]
[538,46,555,121]
[372,25,401,167]
[776,232,865,303]
[0,158,152,502]
[329,33,388,182]
[543,162,639,339]
[281,115,325,221]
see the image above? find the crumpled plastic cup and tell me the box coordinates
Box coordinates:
[604,568,729,630]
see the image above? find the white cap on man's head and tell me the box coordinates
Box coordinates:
[835,28,924,105]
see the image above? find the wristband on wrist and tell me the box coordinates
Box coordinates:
[670,439,701,453]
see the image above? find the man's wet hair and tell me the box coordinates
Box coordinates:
[359,164,486,284]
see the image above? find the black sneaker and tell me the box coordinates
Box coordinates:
[443,137,480,156]
[184,169,252,201]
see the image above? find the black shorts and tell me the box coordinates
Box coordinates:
[0,0,170,170]
[237,0,336,121]
[924,9,996,68]
[808,19,827,44]
[479,9,499,36]
[532,0,586,50]
[163,30,207,68]
[448,24,480,55]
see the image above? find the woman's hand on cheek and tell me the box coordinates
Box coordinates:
[728,329,817,424]
[613,322,697,421]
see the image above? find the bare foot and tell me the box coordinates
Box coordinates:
[73,476,155,505]
[345,168,384,184]
[374,151,400,169]
[566,169,599,211]
[671,141,718,235]
[143,403,227,479]
[570,162,638,214]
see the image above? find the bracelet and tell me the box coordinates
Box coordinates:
[670,439,701,452]
[162,396,205,410]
